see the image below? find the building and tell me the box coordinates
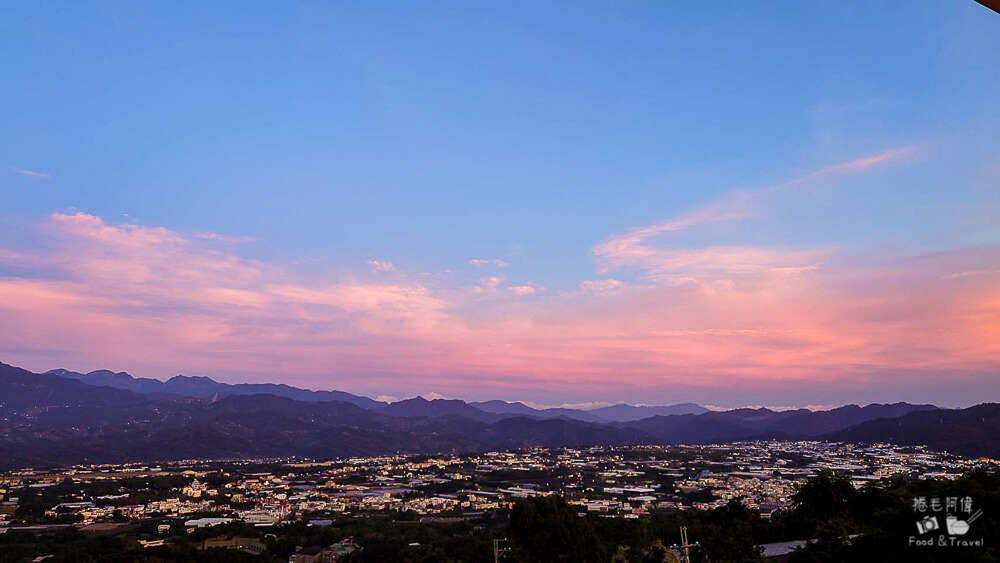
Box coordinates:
[289,538,358,562]
[184,517,233,529]
[201,535,267,555]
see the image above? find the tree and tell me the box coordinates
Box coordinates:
[611,545,631,563]
[790,470,856,536]
[696,499,765,563]
[641,540,678,563]
[507,495,606,563]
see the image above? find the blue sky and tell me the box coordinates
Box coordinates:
[1,2,998,407]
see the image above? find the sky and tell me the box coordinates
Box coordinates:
[1,2,998,408]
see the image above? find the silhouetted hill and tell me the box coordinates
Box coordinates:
[45,368,162,393]
[590,402,707,421]
[622,413,761,444]
[376,397,505,423]
[778,402,939,436]
[45,367,710,424]
[0,364,649,469]
[5,361,986,470]
[0,362,146,412]
[470,400,542,416]
[47,368,383,409]
[482,416,653,450]
[469,400,609,423]
[827,403,1000,458]
[622,403,940,444]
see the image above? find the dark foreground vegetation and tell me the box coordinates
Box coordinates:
[1,470,996,563]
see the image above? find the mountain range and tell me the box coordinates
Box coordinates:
[0,361,995,469]
[46,368,384,409]
[45,367,708,423]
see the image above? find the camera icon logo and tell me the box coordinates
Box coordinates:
[916,516,939,535]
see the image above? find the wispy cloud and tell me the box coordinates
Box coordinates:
[12,168,50,179]
[593,146,921,280]
[799,146,921,179]
[470,258,509,268]
[579,279,626,293]
[508,283,542,296]
[192,232,257,244]
[941,269,999,280]
[603,246,831,282]
[471,276,504,294]
[367,259,396,272]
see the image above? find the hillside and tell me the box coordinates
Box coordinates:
[0,363,652,469]
[2,362,992,469]
[826,403,1000,458]
[47,368,383,408]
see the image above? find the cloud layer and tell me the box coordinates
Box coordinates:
[0,146,997,406]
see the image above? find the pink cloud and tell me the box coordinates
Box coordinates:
[470,276,504,294]
[507,283,542,296]
[593,146,921,281]
[0,213,461,378]
[807,145,922,177]
[192,232,257,244]
[0,209,996,404]
[366,259,396,272]
[579,279,626,293]
[597,245,832,282]
[470,258,509,268]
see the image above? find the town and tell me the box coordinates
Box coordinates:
[1,442,995,561]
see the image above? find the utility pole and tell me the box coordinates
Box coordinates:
[678,526,695,563]
[493,538,510,563]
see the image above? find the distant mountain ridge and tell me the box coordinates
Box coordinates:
[591,402,709,421]
[826,403,1000,458]
[48,367,710,423]
[377,396,508,423]
[1,366,145,411]
[47,368,384,409]
[469,401,709,423]
[622,403,941,444]
[470,400,611,423]
[2,362,652,469]
[0,361,991,469]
